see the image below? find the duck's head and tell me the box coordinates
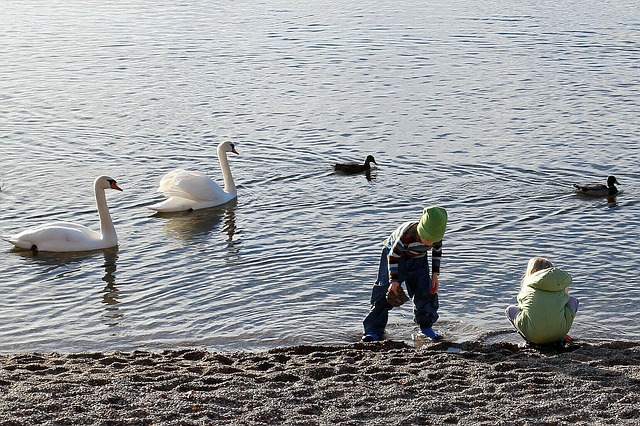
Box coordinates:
[607,176,619,187]
[365,155,377,166]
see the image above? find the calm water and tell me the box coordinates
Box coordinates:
[0,0,638,354]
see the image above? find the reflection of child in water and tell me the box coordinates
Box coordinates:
[505,257,579,344]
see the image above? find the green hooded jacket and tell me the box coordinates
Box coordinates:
[514,267,576,344]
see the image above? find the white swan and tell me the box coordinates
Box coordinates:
[148,141,239,213]
[4,176,123,252]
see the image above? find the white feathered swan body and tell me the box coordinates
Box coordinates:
[4,176,123,252]
[148,141,238,213]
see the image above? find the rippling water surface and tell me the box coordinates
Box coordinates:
[1,0,638,353]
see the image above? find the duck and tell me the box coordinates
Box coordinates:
[148,141,238,213]
[573,175,620,197]
[4,176,123,252]
[333,155,377,174]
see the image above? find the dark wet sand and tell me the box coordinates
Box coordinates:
[0,339,639,425]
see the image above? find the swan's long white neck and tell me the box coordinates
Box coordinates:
[218,145,237,195]
[95,181,117,246]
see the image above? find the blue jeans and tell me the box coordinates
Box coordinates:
[363,247,439,336]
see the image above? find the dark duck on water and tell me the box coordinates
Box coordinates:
[333,155,377,174]
[573,175,620,197]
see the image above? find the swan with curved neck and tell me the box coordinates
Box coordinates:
[4,176,123,252]
[148,141,239,213]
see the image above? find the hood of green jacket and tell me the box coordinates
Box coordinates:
[515,267,575,344]
[522,267,572,292]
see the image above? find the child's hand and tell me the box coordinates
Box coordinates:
[386,281,410,307]
[388,280,400,294]
[431,274,440,294]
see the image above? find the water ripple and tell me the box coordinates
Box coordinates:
[0,0,638,353]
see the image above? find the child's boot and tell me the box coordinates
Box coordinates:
[420,327,443,341]
[361,333,381,342]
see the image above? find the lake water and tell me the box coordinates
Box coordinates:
[1,0,638,354]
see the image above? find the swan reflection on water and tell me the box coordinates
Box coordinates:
[11,244,116,269]
[152,198,238,243]
[11,246,124,327]
[100,247,122,327]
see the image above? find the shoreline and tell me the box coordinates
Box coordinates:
[1,339,639,425]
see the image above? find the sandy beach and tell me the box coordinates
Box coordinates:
[0,339,639,425]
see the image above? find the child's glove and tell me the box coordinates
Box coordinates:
[386,285,410,307]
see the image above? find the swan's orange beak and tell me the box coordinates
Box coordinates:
[111,181,123,191]
[231,147,239,155]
